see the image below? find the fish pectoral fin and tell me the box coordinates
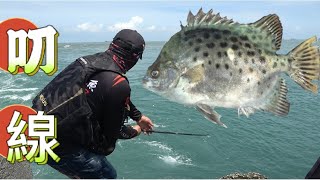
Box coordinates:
[238,107,255,118]
[196,104,227,128]
[261,78,290,116]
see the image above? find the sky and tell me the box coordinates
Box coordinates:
[0,1,319,42]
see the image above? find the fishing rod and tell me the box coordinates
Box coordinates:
[145,130,209,137]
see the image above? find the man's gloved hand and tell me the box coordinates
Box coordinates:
[137,115,154,135]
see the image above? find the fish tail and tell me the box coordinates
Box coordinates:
[287,36,320,93]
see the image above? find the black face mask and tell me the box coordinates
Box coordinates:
[124,58,139,71]
[108,40,144,71]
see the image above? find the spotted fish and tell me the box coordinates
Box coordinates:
[143,8,320,128]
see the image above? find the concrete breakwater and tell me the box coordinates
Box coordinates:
[0,156,33,179]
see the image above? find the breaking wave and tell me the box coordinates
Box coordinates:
[137,140,194,166]
[0,88,38,93]
[158,155,193,166]
[0,94,34,101]
[139,140,173,152]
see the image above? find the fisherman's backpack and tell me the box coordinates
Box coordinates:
[32,52,127,153]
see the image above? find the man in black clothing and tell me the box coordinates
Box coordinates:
[34,29,153,178]
[306,157,320,179]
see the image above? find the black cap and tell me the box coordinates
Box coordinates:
[113,29,145,58]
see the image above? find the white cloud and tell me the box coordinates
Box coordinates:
[107,16,143,32]
[76,22,104,32]
[143,25,170,32]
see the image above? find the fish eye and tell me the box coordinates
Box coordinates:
[151,70,159,78]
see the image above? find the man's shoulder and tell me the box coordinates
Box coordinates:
[85,71,130,96]
[89,71,129,88]
[95,71,127,81]
[81,51,105,59]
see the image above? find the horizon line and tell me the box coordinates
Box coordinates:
[58,38,319,44]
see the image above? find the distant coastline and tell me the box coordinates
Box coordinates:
[58,41,166,44]
[58,39,320,44]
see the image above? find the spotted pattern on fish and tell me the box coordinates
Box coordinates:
[143,8,320,128]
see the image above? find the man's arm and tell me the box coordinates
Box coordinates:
[129,100,154,133]
[128,101,142,121]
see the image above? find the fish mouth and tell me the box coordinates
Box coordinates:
[142,76,161,91]
[142,75,183,103]
[142,76,149,84]
[142,71,181,91]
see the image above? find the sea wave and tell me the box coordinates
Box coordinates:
[158,155,193,166]
[137,140,194,166]
[0,88,38,93]
[0,94,34,101]
[138,140,173,152]
[153,123,167,128]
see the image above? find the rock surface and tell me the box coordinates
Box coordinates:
[0,156,33,179]
[221,172,267,179]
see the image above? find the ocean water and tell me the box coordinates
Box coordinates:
[0,40,319,179]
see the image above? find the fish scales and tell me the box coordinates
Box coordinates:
[143,8,320,127]
[180,27,283,106]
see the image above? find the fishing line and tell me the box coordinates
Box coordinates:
[145,130,209,137]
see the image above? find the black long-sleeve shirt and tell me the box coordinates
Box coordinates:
[54,70,141,155]
[85,71,142,140]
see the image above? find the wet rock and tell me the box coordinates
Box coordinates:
[221,172,267,179]
[0,156,33,179]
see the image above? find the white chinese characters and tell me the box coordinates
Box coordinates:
[6,110,60,164]
[7,26,58,75]
[87,80,98,92]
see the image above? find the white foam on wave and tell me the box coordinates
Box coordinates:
[0,88,38,92]
[14,77,29,82]
[1,75,14,86]
[153,123,167,128]
[158,155,193,166]
[137,140,194,166]
[1,94,34,101]
[140,140,173,152]
[0,74,31,92]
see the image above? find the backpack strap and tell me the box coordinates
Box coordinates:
[77,57,129,83]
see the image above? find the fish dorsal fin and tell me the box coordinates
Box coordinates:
[186,8,237,28]
[250,14,283,51]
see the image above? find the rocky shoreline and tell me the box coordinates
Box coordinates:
[221,172,267,179]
